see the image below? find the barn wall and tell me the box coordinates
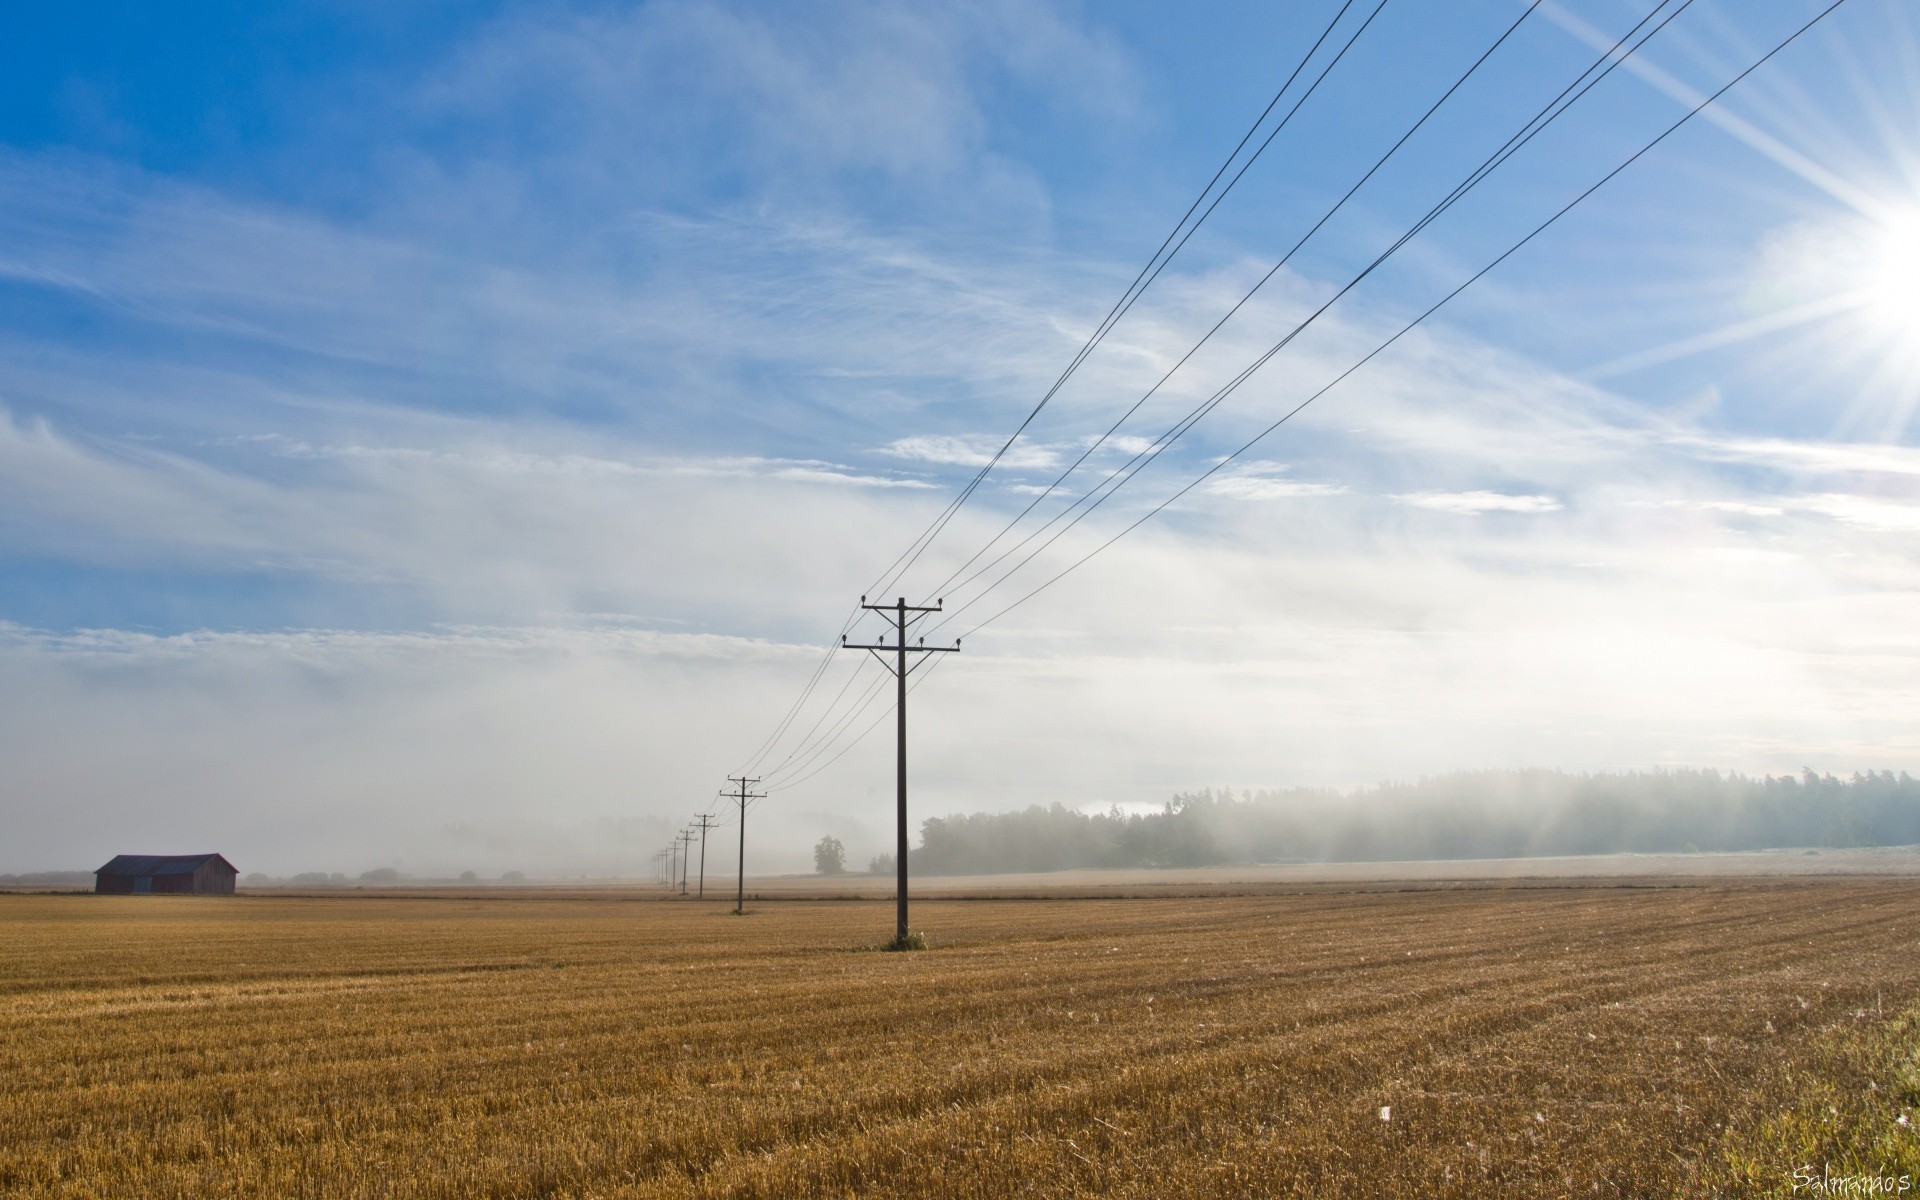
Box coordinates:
[194,863,237,895]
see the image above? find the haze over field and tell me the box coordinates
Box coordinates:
[3,1,1919,876]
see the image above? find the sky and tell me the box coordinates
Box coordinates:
[3,0,1918,876]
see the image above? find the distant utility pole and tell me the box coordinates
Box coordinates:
[842,596,960,948]
[726,776,765,915]
[691,813,720,899]
[675,829,694,895]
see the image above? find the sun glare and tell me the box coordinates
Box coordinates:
[1746,204,1920,434]
[1859,213,1920,342]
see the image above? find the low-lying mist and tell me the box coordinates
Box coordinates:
[908,769,1920,875]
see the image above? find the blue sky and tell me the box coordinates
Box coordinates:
[3,0,1918,873]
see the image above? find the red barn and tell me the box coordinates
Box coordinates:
[94,853,238,895]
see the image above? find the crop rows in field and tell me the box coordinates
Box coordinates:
[3,881,1917,1198]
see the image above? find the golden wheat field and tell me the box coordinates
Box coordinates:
[3,881,1918,1199]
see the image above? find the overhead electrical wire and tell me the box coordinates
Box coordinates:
[734,0,1387,780]
[753,651,887,779]
[760,0,1625,771]
[741,0,1849,800]
[768,655,957,794]
[939,0,1852,644]
[758,671,895,788]
[761,0,1840,782]
[863,0,1391,601]
[915,0,1705,636]
[751,0,1670,786]
[913,0,1553,609]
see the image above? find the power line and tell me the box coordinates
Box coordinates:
[741,0,1566,798]
[915,0,1552,609]
[919,0,1704,636]
[765,0,1695,780]
[754,654,886,781]
[769,654,954,794]
[864,0,1392,603]
[761,0,1808,791]
[733,0,1844,810]
[734,0,1387,781]
[758,659,895,787]
[948,0,1851,641]
[763,0,1605,776]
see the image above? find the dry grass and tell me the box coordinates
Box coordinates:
[1704,1000,1920,1197]
[3,880,1918,1198]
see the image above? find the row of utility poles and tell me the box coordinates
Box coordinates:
[649,598,957,949]
[653,794,750,910]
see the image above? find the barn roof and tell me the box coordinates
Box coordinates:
[95,853,236,877]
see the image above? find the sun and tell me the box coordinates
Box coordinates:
[1857,211,1920,344]
[1836,207,1920,431]
[1734,203,1920,436]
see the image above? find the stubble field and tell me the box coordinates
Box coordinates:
[3,880,1917,1198]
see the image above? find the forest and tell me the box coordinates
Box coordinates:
[905,769,1920,875]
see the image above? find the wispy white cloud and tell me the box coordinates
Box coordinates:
[1681,499,1788,517]
[271,437,937,489]
[880,434,1059,470]
[1802,492,1920,532]
[1205,462,1348,502]
[1677,434,1920,478]
[1391,490,1563,515]
[0,406,955,629]
[411,0,1136,208]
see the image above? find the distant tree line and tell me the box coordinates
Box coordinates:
[0,871,93,887]
[908,769,1920,875]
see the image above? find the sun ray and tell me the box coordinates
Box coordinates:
[1587,292,1863,380]
[1539,1,1887,219]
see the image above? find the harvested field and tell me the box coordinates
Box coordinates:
[3,881,1918,1198]
[711,845,1920,899]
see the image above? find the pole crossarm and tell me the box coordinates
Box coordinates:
[838,596,962,948]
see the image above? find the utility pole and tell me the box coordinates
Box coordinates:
[842,596,960,948]
[691,813,719,899]
[726,776,765,915]
[676,829,694,895]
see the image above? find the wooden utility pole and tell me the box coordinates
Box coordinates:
[675,829,694,895]
[842,596,960,948]
[726,776,765,915]
[690,813,719,899]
